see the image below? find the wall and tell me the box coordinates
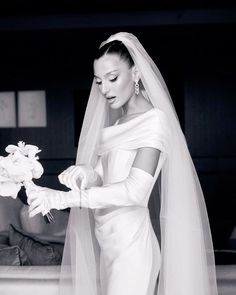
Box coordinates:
[0,23,235,248]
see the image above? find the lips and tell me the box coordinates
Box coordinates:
[106,96,116,104]
[106,96,116,100]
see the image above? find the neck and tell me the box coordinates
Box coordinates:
[122,93,137,116]
[122,92,150,116]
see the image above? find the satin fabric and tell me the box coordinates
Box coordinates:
[59,32,218,295]
[92,108,170,294]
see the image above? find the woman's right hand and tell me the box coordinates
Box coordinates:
[58,165,96,191]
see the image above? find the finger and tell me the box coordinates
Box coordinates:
[27,197,33,205]
[61,173,71,189]
[58,173,66,185]
[58,166,75,183]
[26,192,40,205]
[70,176,82,191]
[61,168,79,190]
[60,166,76,176]
[29,197,43,212]
[64,166,76,174]
[67,169,83,190]
[29,205,43,218]
[71,170,88,190]
[42,209,49,216]
[59,170,74,187]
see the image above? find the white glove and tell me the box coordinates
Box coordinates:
[58,164,102,190]
[83,167,154,209]
[26,184,85,218]
[27,167,154,217]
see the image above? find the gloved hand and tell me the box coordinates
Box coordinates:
[26,184,87,218]
[58,164,102,190]
[27,167,154,217]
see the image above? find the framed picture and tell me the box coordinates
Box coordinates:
[0,92,16,127]
[18,90,47,127]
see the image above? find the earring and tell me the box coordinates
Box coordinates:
[135,81,139,95]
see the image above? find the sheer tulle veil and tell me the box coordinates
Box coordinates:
[59,32,218,295]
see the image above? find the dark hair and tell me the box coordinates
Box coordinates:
[94,40,134,68]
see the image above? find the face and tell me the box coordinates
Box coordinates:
[93,53,137,109]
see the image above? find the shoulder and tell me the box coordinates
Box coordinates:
[152,108,168,121]
[143,108,170,132]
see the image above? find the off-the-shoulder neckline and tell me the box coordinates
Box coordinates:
[104,107,158,129]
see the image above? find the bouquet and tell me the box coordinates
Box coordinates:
[0,141,54,223]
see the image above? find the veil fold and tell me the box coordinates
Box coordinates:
[59,32,218,295]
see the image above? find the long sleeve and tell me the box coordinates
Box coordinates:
[27,166,156,215]
[80,167,155,209]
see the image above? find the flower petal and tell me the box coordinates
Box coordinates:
[5,145,19,154]
[0,181,21,198]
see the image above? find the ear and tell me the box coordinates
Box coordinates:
[131,66,140,82]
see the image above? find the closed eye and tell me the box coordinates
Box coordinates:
[110,76,118,82]
[95,80,102,85]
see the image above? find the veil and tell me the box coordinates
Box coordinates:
[59,32,218,295]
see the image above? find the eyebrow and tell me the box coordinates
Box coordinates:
[94,70,118,79]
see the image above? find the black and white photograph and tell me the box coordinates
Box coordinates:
[0,1,235,295]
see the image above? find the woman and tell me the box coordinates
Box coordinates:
[27,32,218,295]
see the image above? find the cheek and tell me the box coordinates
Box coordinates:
[116,75,134,95]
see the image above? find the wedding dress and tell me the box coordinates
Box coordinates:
[59,32,218,295]
[94,108,169,295]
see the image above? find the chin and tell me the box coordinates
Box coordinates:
[108,101,121,109]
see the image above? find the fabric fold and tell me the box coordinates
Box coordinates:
[97,108,171,156]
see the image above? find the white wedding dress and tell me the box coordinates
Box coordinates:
[93,108,170,295]
[59,32,218,295]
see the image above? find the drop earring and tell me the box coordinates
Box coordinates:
[135,81,140,95]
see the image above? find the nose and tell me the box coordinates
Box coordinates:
[100,81,110,96]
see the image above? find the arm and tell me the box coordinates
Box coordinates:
[27,148,163,217]
[81,147,161,209]
[132,147,160,176]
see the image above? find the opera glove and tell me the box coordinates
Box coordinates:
[58,164,102,190]
[82,167,154,209]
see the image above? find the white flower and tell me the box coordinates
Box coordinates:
[0,141,44,199]
[5,141,41,159]
[0,180,21,199]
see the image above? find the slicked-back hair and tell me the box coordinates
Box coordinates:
[94,40,134,68]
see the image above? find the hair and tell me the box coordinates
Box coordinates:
[94,40,134,68]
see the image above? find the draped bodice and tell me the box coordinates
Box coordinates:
[100,149,136,184]
[97,108,171,186]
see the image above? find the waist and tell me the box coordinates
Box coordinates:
[94,206,149,227]
[95,205,148,217]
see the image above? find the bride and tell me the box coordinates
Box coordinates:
[26,32,218,295]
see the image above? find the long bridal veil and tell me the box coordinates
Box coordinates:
[59,32,218,295]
